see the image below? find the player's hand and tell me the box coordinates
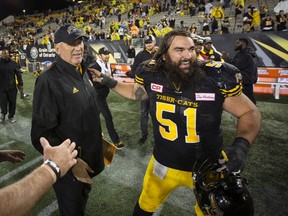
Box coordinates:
[72,158,94,184]
[0,150,26,164]
[88,68,102,82]
[219,137,250,174]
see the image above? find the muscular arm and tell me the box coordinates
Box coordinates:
[223,94,261,144]
[88,68,148,100]
[0,165,55,216]
[113,82,148,100]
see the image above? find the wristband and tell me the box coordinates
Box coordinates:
[100,74,118,88]
[232,137,250,153]
[43,159,61,180]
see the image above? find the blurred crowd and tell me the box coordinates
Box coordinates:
[0,0,286,63]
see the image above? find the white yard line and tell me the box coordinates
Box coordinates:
[38,200,58,216]
[0,140,16,149]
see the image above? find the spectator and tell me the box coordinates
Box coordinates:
[221,16,231,34]
[0,48,24,123]
[211,16,219,34]
[235,1,244,20]
[260,14,275,31]
[131,35,158,144]
[259,2,268,20]
[126,44,136,65]
[222,38,258,104]
[276,10,287,31]
[243,7,254,32]
[201,37,222,61]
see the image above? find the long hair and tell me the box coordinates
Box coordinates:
[148,29,192,72]
[144,29,205,88]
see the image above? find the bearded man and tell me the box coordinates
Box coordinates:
[89,29,261,216]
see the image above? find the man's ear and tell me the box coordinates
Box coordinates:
[54,44,60,55]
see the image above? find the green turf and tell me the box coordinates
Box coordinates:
[0,72,287,216]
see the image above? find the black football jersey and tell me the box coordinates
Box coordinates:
[135,61,242,171]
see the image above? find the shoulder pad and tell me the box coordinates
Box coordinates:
[205,62,242,97]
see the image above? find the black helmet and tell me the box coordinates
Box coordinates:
[193,156,254,216]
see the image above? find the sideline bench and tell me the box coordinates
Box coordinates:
[255,67,288,99]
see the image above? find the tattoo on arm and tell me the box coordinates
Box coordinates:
[135,87,146,100]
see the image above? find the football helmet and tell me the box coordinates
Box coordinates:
[193,156,254,216]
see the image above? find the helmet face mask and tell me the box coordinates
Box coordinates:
[193,156,254,216]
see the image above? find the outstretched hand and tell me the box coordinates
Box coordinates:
[88,68,102,83]
[40,137,78,177]
[0,150,26,164]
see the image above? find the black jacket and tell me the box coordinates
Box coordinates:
[31,55,104,177]
[130,49,156,78]
[232,48,258,85]
[0,58,23,91]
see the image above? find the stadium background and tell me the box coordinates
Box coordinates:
[0,0,288,215]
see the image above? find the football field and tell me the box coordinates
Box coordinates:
[0,73,287,216]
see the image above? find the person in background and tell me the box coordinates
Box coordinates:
[89,29,261,216]
[0,48,24,123]
[192,37,205,60]
[200,37,222,61]
[221,16,231,34]
[275,10,287,31]
[90,47,124,149]
[31,24,105,216]
[131,35,158,144]
[0,137,77,216]
[126,44,136,65]
[222,38,258,104]
[260,13,275,31]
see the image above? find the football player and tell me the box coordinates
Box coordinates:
[89,29,261,216]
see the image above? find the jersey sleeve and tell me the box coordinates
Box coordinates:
[134,64,145,85]
[134,60,155,86]
[205,61,243,98]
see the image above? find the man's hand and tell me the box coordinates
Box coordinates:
[0,150,26,164]
[88,68,118,88]
[40,137,78,177]
[88,68,102,83]
[220,137,250,174]
[72,158,94,184]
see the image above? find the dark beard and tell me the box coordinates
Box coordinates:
[234,45,241,51]
[162,56,205,89]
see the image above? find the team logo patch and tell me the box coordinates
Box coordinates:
[195,93,215,101]
[73,87,79,94]
[151,83,163,93]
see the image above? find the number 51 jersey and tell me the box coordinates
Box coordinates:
[135,61,242,172]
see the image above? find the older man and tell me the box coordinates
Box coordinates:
[31,24,104,216]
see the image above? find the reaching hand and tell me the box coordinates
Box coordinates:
[88,68,102,83]
[0,150,26,164]
[40,137,78,177]
[72,158,94,184]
